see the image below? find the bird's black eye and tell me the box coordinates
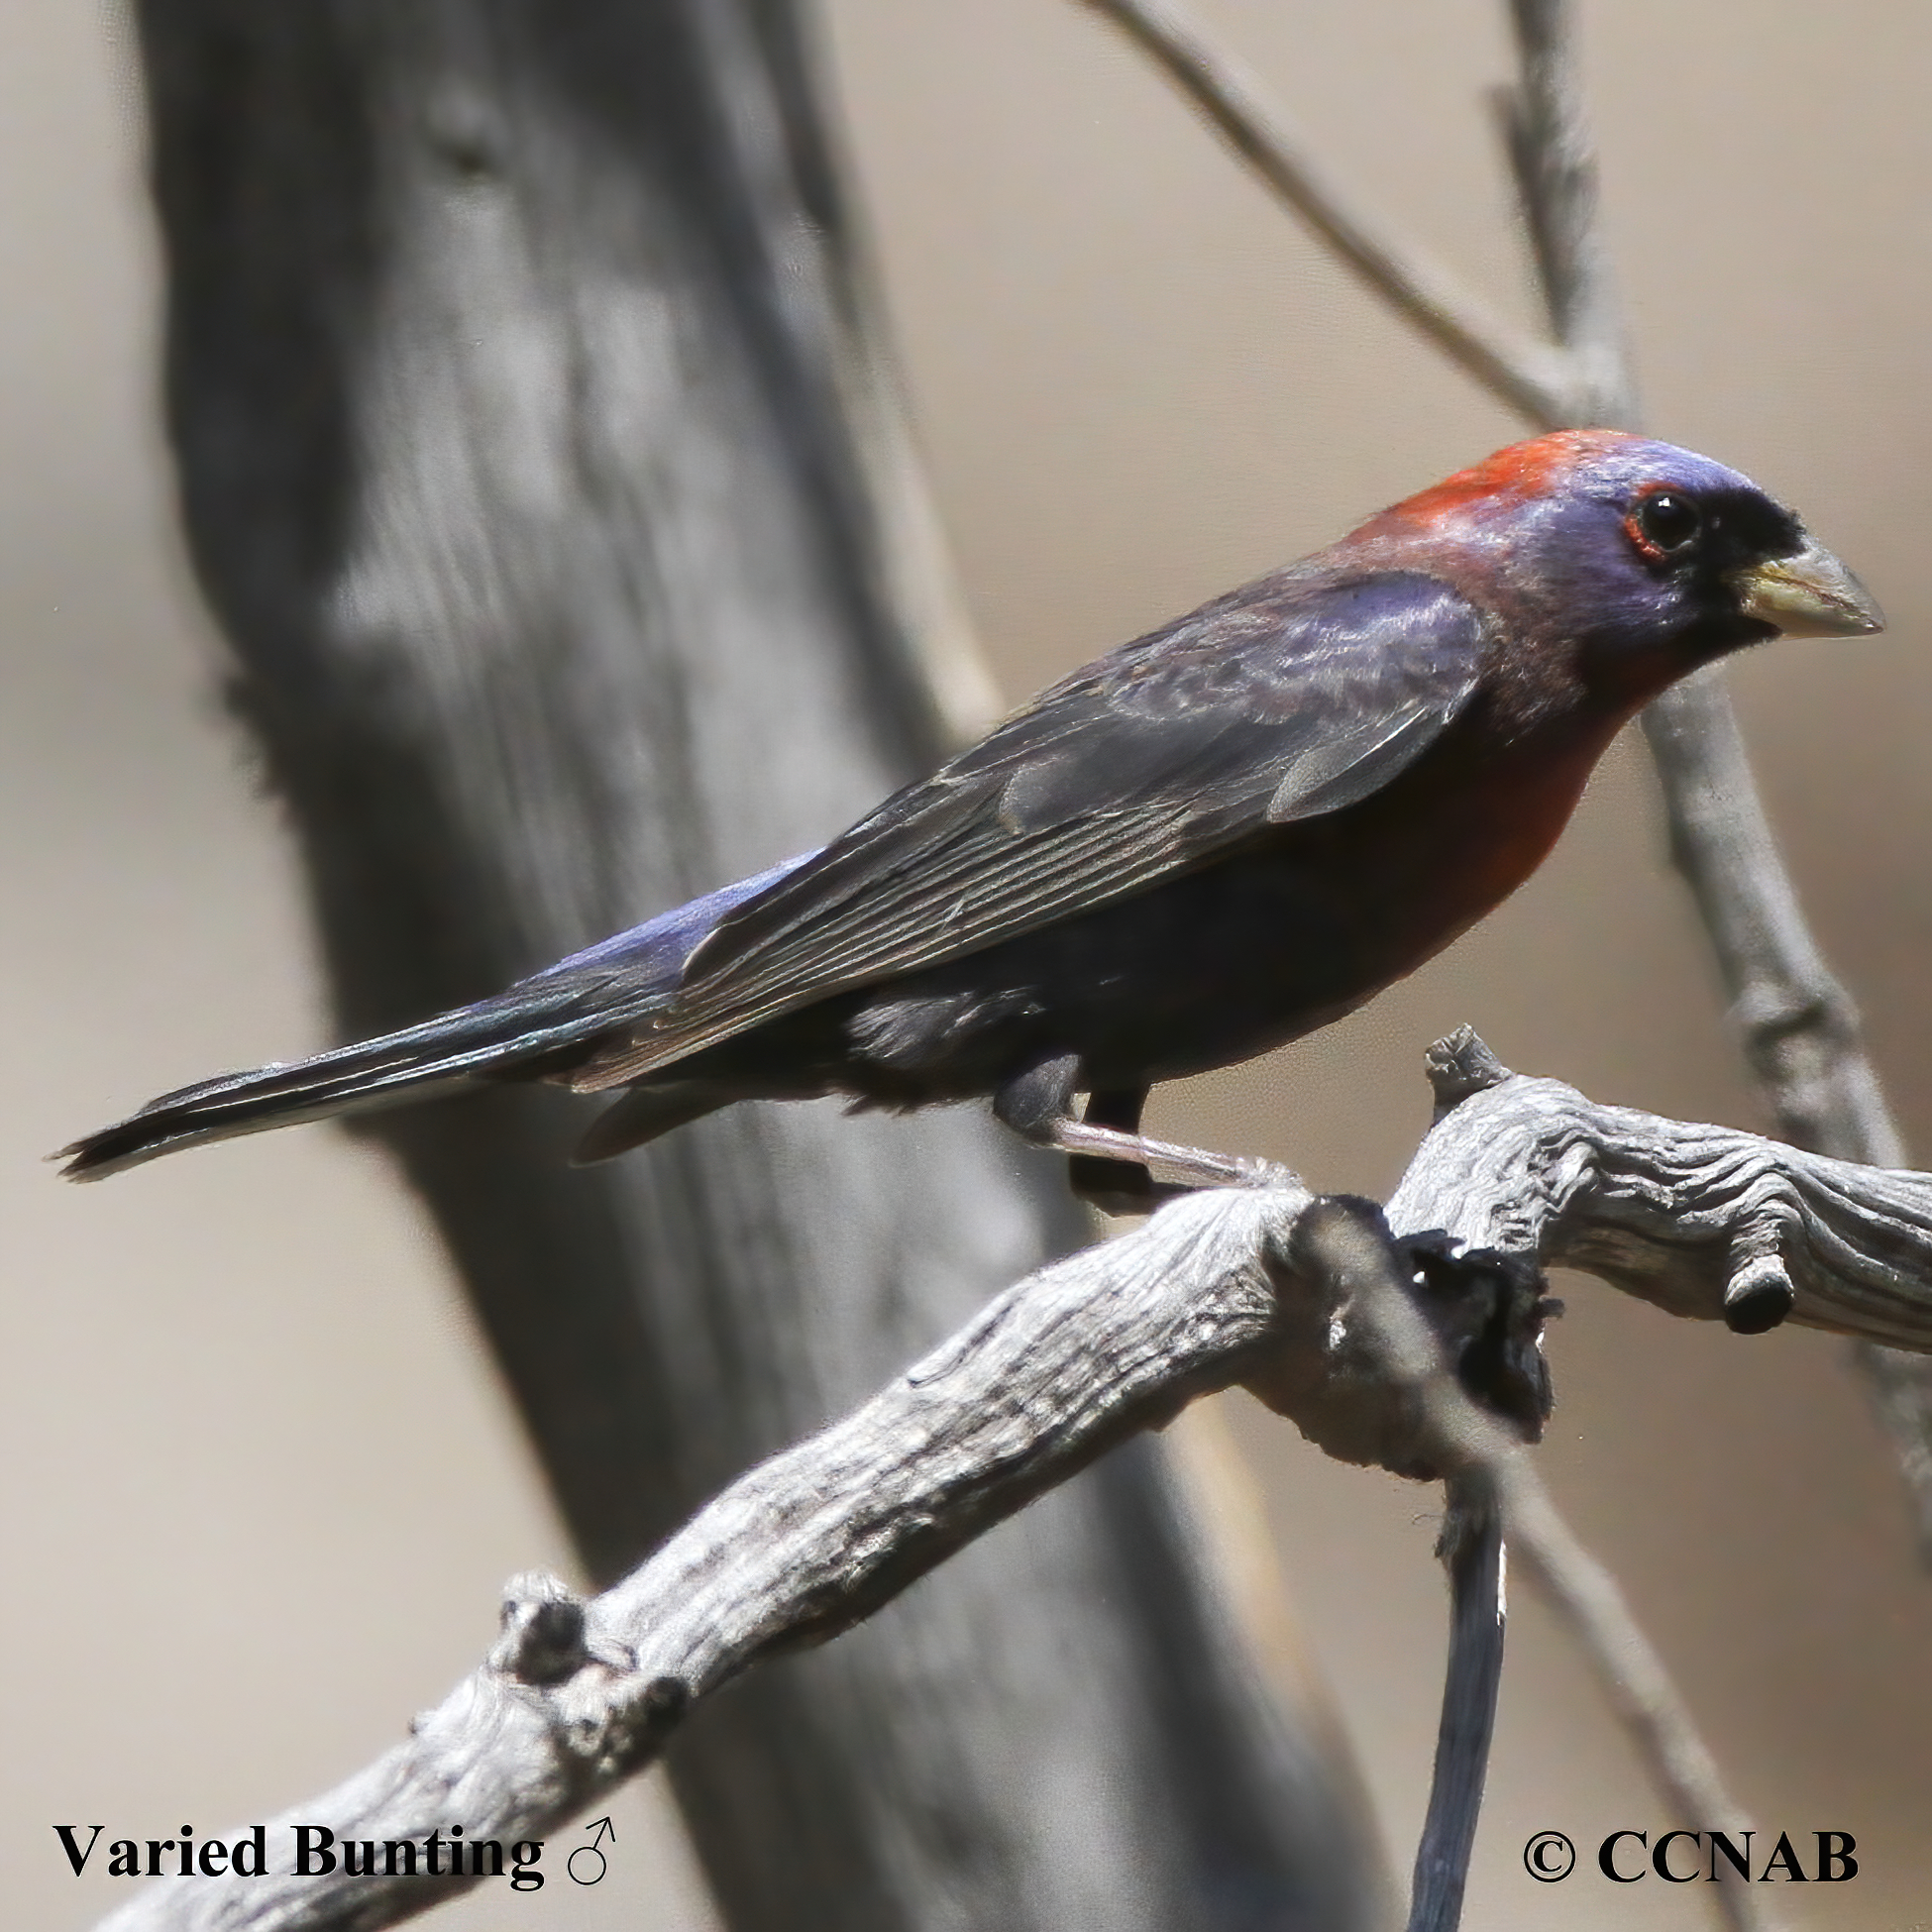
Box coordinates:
[1633,489,1703,556]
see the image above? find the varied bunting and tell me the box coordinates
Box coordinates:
[60,430,1880,1202]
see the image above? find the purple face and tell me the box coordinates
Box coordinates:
[1374,430,1878,671]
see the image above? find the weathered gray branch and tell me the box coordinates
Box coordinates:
[1389,1033,1932,1351]
[1637,683,1932,1537]
[95,1040,1932,1931]
[93,1183,1315,1932]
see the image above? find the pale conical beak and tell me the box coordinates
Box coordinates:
[1731,539,1884,638]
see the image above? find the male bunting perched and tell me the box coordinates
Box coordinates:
[61,430,1881,1203]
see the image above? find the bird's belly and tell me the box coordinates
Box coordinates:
[832,742,1594,1098]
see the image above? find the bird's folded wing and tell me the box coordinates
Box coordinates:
[573,570,1487,1089]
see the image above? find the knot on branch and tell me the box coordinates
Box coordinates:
[1405,1230,1556,1433]
[420,78,510,182]
[1706,1187,1800,1336]
[1732,974,1860,1052]
[1722,1252,1796,1335]
[1245,1195,1554,1480]
[490,1572,592,1686]
[1425,1026,1514,1117]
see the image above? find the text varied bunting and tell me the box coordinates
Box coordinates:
[60,430,1881,1203]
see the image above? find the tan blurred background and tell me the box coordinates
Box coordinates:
[7,3,1932,1927]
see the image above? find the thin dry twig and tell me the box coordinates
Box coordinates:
[1498,1473,1771,1932]
[1495,0,1902,1156]
[1076,22,1932,1893]
[1075,0,1574,425]
[1492,0,1632,426]
[1405,1472,1505,1932]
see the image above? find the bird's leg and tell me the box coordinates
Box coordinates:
[994,1057,1292,1197]
[1069,1087,1156,1214]
[1049,1116,1285,1191]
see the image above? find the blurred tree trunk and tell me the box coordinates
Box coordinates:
[132,4,1381,1927]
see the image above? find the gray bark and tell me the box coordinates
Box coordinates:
[131,4,1376,1928]
[1386,1063,1932,1352]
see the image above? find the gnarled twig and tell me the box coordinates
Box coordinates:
[1390,1030,1932,1351]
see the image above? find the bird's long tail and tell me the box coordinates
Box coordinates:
[54,976,629,1181]
[56,849,822,1182]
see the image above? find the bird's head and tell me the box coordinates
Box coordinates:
[1360,429,1881,701]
